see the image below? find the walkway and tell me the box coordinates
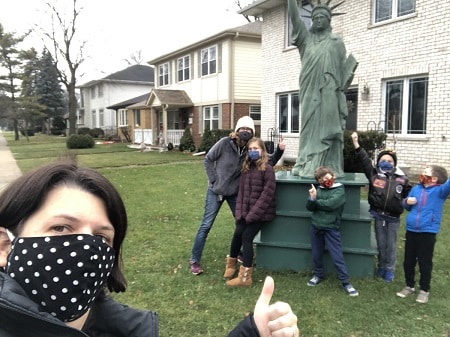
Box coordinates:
[0,131,22,193]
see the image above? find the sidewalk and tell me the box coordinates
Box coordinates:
[0,131,22,193]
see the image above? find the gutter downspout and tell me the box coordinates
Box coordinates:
[229,32,239,129]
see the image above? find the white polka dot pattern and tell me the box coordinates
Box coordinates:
[6,234,115,322]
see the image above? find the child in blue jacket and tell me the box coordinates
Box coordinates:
[396,165,450,304]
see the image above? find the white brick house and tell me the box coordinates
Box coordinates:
[240,0,450,175]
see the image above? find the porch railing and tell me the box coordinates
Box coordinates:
[133,129,184,146]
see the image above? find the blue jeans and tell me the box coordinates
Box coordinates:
[374,217,400,273]
[310,225,349,284]
[190,188,236,263]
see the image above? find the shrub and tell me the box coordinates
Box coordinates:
[89,128,105,138]
[77,127,91,135]
[66,134,95,149]
[20,129,35,136]
[198,128,233,153]
[343,130,387,172]
[52,116,66,130]
[179,127,196,152]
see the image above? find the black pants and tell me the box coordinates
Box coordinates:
[403,231,436,292]
[229,220,263,267]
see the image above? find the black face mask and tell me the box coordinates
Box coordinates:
[6,234,115,322]
[238,131,252,142]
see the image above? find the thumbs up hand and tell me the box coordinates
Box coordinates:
[254,276,299,337]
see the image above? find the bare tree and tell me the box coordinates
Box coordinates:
[124,50,143,66]
[38,0,86,135]
[234,0,260,22]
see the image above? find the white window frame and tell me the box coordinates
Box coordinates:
[133,109,141,127]
[286,1,313,47]
[99,108,104,127]
[249,105,261,124]
[203,105,219,131]
[201,45,217,76]
[382,76,428,135]
[373,0,416,24]
[118,109,128,127]
[91,109,97,128]
[277,92,300,134]
[158,63,169,86]
[177,55,191,82]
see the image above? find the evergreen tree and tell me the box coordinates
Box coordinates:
[0,23,27,140]
[19,48,46,140]
[35,50,67,133]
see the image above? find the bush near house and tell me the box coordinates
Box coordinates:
[343,130,387,173]
[179,127,196,152]
[66,134,95,149]
[198,128,233,153]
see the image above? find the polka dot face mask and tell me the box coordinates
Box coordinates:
[6,234,115,322]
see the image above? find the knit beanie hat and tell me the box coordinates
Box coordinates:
[377,149,397,167]
[234,116,255,134]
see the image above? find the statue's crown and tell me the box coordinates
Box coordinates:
[303,0,346,18]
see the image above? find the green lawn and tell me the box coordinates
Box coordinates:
[4,132,450,337]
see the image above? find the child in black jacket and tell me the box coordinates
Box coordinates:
[351,132,411,282]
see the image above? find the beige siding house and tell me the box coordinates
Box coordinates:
[240,0,450,175]
[141,21,263,147]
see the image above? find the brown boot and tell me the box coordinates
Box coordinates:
[226,266,253,287]
[223,256,238,279]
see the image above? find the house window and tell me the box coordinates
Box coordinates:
[384,76,428,135]
[203,105,219,130]
[77,109,84,125]
[158,63,169,86]
[91,109,97,128]
[249,105,261,121]
[99,108,104,127]
[98,84,103,98]
[118,109,128,126]
[286,1,313,47]
[177,55,190,82]
[374,0,415,23]
[201,46,217,76]
[133,109,141,127]
[90,87,96,99]
[278,92,299,134]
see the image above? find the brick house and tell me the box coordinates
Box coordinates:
[240,0,450,175]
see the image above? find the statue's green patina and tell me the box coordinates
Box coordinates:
[288,0,357,178]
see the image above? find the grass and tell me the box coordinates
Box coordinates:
[4,132,450,337]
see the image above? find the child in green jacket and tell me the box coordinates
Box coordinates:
[306,166,358,296]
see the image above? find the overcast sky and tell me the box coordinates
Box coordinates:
[0,0,252,83]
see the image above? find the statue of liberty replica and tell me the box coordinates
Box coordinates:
[288,0,358,178]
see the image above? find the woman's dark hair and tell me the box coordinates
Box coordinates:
[0,160,128,293]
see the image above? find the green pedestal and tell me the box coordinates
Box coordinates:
[254,171,377,278]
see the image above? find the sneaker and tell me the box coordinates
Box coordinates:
[416,290,429,303]
[344,284,359,297]
[189,261,203,275]
[307,275,322,286]
[383,271,394,283]
[396,286,415,298]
